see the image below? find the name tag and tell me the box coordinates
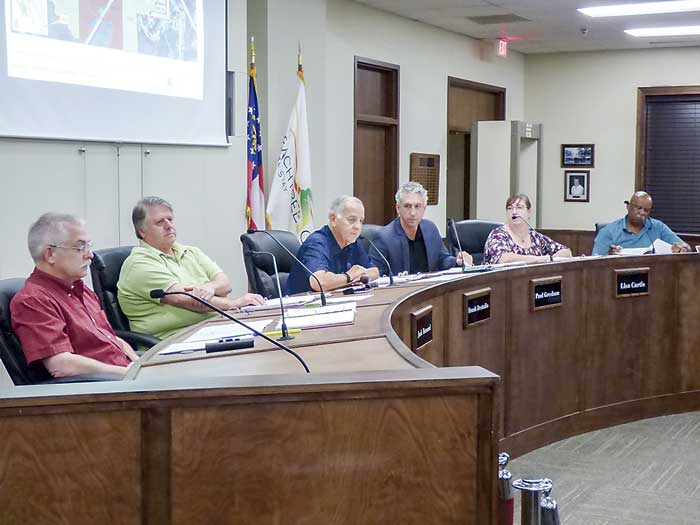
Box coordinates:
[530,276,562,311]
[411,305,433,352]
[463,288,491,328]
[615,268,649,298]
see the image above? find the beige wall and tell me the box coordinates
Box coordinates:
[251,0,525,235]
[525,47,700,231]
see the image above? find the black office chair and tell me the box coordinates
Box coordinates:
[0,278,121,385]
[357,223,384,254]
[90,247,160,349]
[240,230,301,298]
[447,220,503,265]
[595,222,609,235]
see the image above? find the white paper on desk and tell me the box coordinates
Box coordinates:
[183,319,273,343]
[619,246,650,256]
[285,303,356,318]
[158,341,206,355]
[277,308,355,330]
[420,274,466,283]
[652,239,673,254]
[240,295,318,312]
[306,295,372,306]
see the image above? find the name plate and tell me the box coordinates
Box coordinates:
[530,276,562,311]
[410,305,433,352]
[615,268,649,298]
[463,288,491,328]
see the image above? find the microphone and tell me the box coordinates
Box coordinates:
[448,218,469,272]
[149,289,310,373]
[359,235,393,285]
[250,250,292,341]
[512,214,553,262]
[247,229,327,306]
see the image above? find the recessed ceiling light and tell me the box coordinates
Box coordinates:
[579,0,700,17]
[625,25,700,36]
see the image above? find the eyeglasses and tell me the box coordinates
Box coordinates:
[49,242,93,255]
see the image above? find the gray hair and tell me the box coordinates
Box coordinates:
[395,181,428,205]
[328,195,363,217]
[27,213,84,263]
[132,196,173,239]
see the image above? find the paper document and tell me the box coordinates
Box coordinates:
[652,239,673,254]
[285,303,356,318]
[305,295,372,306]
[182,319,273,343]
[240,295,317,313]
[618,247,650,256]
[277,308,355,330]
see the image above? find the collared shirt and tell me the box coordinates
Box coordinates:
[117,241,223,339]
[407,227,429,274]
[592,216,682,255]
[10,268,130,367]
[286,225,375,295]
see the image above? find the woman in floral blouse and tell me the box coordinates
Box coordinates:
[483,194,572,264]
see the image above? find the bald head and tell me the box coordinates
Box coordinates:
[626,191,653,228]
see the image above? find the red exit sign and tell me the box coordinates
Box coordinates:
[497,39,508,58]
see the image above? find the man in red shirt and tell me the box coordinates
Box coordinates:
[11,213,138,378]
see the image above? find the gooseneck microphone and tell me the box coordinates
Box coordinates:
[359,235,393,285]
[247,229,327,306]
[449,218,469,272]
[512,214,553,262]
[150,289,310,373]
[250,250,292,341]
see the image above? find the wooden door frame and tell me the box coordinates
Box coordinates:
[636,85,700,190]
[354,56,400,225]
[446,77,506,220]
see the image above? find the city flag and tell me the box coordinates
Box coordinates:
[266,59,314,241]
[246,61,267,230]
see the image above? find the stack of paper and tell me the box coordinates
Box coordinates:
[240,295,318,313]
[277,303,356,330]
[158,319,272,355]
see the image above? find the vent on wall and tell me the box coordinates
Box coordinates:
[409,153,440,205]
[466,14,530,25]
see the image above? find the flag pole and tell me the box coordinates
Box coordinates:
[297,42,304,82]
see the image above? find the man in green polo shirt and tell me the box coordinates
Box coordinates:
[117,196,264,339]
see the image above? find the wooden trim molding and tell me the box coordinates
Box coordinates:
[635,86,700,190]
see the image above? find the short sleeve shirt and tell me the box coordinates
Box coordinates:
[483,226,566,265]
[286,225,376,295]
[117,241,223,339]
[10,269,130,367]
[592,216,682,255]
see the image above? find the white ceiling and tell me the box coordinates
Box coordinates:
[352,0,700,53]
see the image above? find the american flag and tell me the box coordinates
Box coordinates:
[246,62,267,230]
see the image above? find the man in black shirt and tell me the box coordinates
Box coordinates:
[370,182,472,275]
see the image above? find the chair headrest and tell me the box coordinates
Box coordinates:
[91,246,135,292]
[0,278,27,332]
[240,231,301,274]
[448,220,503,254]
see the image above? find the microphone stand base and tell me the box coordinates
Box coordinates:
[278,335,295,341]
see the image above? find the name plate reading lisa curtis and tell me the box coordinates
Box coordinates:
[410,305,433,352]
[463,288,491,328]
[615,268,649,298]
[530,276,562,311]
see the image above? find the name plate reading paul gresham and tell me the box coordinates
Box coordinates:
[530,276,563,311]
[410,305,433,352]
[615,268,650,298]
[463,288,491,328]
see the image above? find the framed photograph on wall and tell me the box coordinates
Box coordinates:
[561,144,595,168]
[564,170,590,202]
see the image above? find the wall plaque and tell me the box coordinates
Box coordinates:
[530,276,563,311]
[463,288,491,328]
[615,268,650,298]
[410,305,433,352]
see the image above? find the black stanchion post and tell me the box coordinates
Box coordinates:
[512,478,553,525]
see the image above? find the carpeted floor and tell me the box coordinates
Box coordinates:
[508,411,700,524]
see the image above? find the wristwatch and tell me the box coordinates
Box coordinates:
[344,272,352,283]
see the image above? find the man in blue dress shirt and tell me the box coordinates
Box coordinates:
[286,196,379,295]
[370,181,472,275]
[592,191,689,255]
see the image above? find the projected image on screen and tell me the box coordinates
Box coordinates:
[6,0,204,99]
